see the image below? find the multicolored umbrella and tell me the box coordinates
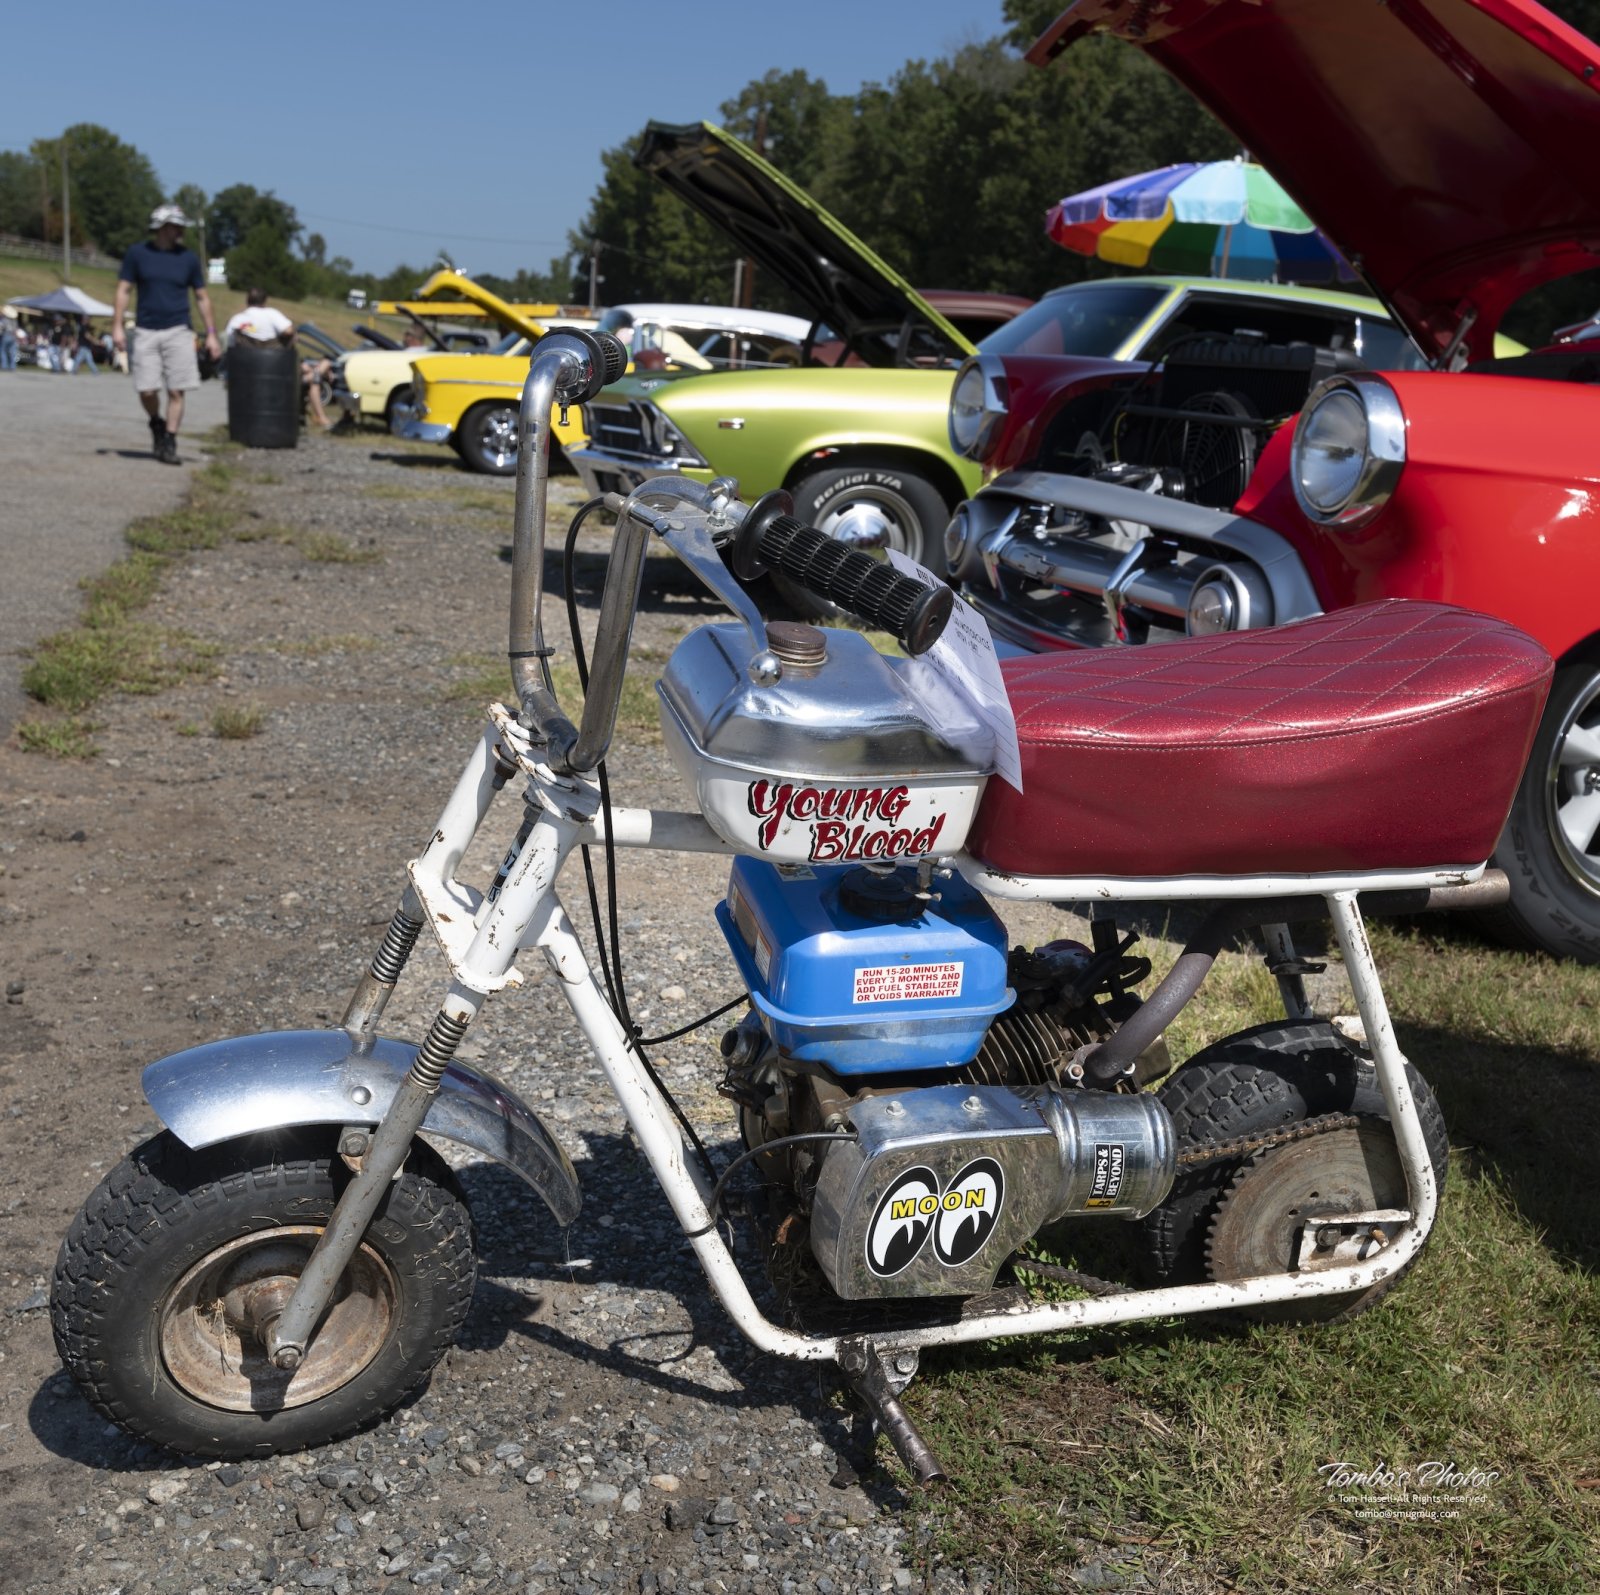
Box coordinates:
[1046,160,1356,284]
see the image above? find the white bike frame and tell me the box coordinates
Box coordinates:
[405,701,1451,1367]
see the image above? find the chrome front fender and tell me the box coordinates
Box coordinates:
[143,1030,581,1227]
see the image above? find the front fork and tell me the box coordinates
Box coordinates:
[267,718,581,1368]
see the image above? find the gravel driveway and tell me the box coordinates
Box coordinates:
[0,370,226,739]
[0,431,1088,1595]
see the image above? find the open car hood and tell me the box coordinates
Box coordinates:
[1028,0,1600,363]
[635,121,974,366]
[404,270,555,343]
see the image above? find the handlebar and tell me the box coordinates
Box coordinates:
[731,491,954,657]
[508,332,956,778]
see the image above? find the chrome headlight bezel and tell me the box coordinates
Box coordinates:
[646,406,709,467]
[948,354,1009,462]
[1291,372,1406,530]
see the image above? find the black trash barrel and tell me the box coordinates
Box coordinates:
[227,340,299,448]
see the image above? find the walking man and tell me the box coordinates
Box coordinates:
[112,204,221,465]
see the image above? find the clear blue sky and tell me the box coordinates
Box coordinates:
[1,0,1015,281]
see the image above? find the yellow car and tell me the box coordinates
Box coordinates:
[401,300,809,476]
[329,270,587,430]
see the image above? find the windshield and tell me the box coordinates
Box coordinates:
[979,283,1168,359]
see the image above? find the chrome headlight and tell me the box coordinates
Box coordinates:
[1186,563,1272,637]
[948,356,1008,462]
[1291,373,1406,529]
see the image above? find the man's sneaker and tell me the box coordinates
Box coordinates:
[158,431,179,466]
[148,416,166,457]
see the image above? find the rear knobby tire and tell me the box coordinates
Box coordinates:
[51,1129,475,1458]
[1142,1020,1448,1323]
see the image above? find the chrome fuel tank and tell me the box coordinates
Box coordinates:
[657,623,993,864]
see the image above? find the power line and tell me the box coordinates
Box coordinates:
[297,211,572,249]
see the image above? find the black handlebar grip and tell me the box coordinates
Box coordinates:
[732,490,954,656]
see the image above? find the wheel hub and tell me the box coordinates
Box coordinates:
[822,501,894,551]
[1204,1124,1408,1320]
[160,1226,397,1412]
[1546,668,1600,895]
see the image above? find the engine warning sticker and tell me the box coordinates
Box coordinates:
[1085,1143,1126,1209]
[852,961,964,1005]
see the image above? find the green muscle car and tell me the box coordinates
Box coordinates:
[568,121,1029,597]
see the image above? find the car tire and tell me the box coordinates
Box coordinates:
[1479,657,1600,963]
[383,384,414,430]
[775,461,949,622]
[458,402,521,477]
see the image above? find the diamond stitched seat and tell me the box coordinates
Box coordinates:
[965,601,1553,878]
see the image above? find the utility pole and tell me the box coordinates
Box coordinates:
[587,239,603,312]
[60,134,70,282]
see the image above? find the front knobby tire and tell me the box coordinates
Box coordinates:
[51,1129,476,1458]
[1142,1020,1448,1323]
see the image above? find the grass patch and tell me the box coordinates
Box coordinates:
[442,650,662,737]
[15,716,98,758]
[908,919,1600,1593]
[211,702,266,740]
[291,529,383,565]
[14,443,359,752]
[274,634,381,657]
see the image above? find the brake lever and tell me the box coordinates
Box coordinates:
[606,479,782,685]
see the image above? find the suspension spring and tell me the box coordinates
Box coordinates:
[369,910,424,986]
[409,1010,470,1092]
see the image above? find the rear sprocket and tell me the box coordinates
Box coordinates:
[1204,1121,1414,1324]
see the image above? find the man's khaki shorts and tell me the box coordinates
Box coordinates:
[130,325,200,393]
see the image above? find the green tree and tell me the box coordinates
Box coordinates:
[207,184,299,254]
[33,125,162,256]
[0,151,44,238]
[226,221,306,298]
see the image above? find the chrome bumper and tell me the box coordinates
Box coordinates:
[569,445,698,501]
[392,404,451,443]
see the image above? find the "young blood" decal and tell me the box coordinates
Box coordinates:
[865,1157,1006,1277]
[746,780,947,863]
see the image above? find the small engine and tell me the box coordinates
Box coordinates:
[809,1083,1173,1298]
[716,859,1177,1299]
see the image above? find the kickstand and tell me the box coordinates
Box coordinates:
[837,1338,947,1486]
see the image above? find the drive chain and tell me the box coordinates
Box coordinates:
[1173,1109,1363,1170]
[1017,1110,1365,1297]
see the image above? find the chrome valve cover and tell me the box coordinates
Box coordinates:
[810,1084,1174,1299]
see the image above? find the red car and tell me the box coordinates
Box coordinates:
[944,0,1600,964]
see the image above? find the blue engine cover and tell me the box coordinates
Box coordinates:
[715,857,1012,1075]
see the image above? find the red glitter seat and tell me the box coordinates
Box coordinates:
[965,601,1553,878]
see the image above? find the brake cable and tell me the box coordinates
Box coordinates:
[560,495,720,1186]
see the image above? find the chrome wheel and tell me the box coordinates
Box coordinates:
[1546,664,1600,895]
[477,408,518,470]
[160,1226,397,1412]
[812,483,924,561]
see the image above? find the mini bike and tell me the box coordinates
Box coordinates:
[52,329,1553,1479]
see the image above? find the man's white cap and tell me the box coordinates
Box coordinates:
[148,204,191,230]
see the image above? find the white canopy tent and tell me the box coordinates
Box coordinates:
[9,285,116,317]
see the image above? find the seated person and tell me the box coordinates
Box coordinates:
[224,287,295,346]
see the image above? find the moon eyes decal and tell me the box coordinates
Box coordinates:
[865,1158,1006,1278]
[933,1157,1003,1267]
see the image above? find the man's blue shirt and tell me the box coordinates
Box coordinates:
[119,240,203,331]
